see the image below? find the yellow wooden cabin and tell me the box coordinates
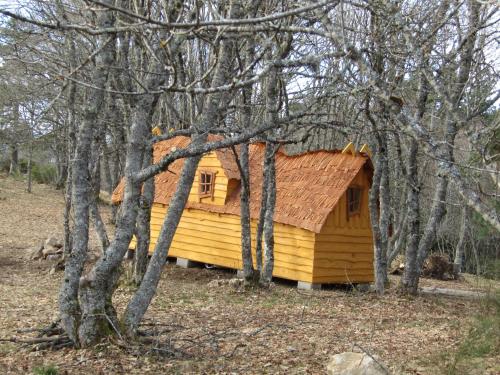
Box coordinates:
[112,136,374,289]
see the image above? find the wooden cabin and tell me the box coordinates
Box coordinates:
[112,136,374,289]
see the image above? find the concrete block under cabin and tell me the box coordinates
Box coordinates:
[176,257,199,268]
[112,136,374,287]
[236,269,245,279]
[297,281,322,291]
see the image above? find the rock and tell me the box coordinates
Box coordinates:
[46,254,61,261]
[42,246,62,258]
[207,278,243,288]
[27,245,44,260]
[326,352,389,375]
[207,279,224,288]
[44,236,63,249]
[390,263,405,275]
[228,278,244,288]
[49,257,65,274]
[390,254,405,275]
[355,283,371,293]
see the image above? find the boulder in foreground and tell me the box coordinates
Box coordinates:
[326,352,389,375]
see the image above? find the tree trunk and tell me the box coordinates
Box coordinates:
[400,139,420,294]
[89,106,111,254]
[238,11,258,281]
[453,205,470,276]
[260,143,277,286]
[109,103,125,224]
[255,177,267,274]
[366,11,392,294]
[371,143,390,294]
[400,61,429,295]
[8,144,19,176]
[377,150,390,286]
[110,142,122,225]
[256,42,282,281]
[55,164,68,190]
[8,103,20,176]
[238,143,254,281]
[26,140,33,193]
[62,22,77,258]
[416,176,448,269]
[74,4,175,343]
[58,1,115,346]
[414,0,479,264]
[90,198,110,254]
[122,1,240,334]
[122,145,203,334]
[368,149,385,294]
[133,144,154,285]
[365,107,391,294]
[77,94,154,347]
[102,144,113,195]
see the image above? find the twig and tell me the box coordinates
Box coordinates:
[352,343,390,375]
[15,328,39,334]
[224,343,246,358]
[247,323,272,337]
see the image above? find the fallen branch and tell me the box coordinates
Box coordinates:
[37,319,63,337]
[0,335,66,344]
[33,338,73,351]
[420,286,487,300]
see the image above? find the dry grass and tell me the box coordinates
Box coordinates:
[0,176,498,374]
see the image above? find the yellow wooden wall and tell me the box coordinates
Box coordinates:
[149,204,316,282]
[131,152,374,285]
[312,170,374,283]
[187,151,228,206]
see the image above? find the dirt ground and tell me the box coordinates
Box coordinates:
[0,176,498,374]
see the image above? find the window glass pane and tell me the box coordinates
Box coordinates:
[200,172,214,196]
[347,187,361,215]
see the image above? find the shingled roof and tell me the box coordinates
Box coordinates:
[112,136,372,233]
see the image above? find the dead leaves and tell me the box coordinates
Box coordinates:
[0,177,498,374]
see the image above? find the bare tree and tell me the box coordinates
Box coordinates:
[1,0,498,348]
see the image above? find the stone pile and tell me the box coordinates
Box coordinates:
[26,236,65,275]
[28,236,64,261]
[207,278,244,289]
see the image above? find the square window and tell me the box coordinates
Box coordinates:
[199,171,215,198]
[347,187,361,216]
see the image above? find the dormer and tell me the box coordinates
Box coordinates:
[188,148,240,206]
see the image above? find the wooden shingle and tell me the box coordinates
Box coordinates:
[112,136,371,233]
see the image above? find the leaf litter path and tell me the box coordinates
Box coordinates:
[0,176,496,374]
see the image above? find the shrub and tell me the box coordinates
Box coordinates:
[483,259,500,281]
[18,159,30,173]
[33,365,58,375]
[0,158,11,173]
[7,159,58,185]
[446,291,500,374]
[31,163,58,185]
[422,254,454,280]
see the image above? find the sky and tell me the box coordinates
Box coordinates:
[0,0,18,10]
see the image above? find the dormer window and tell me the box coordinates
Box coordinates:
[199,171,215,198]
[347,187,361,216]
